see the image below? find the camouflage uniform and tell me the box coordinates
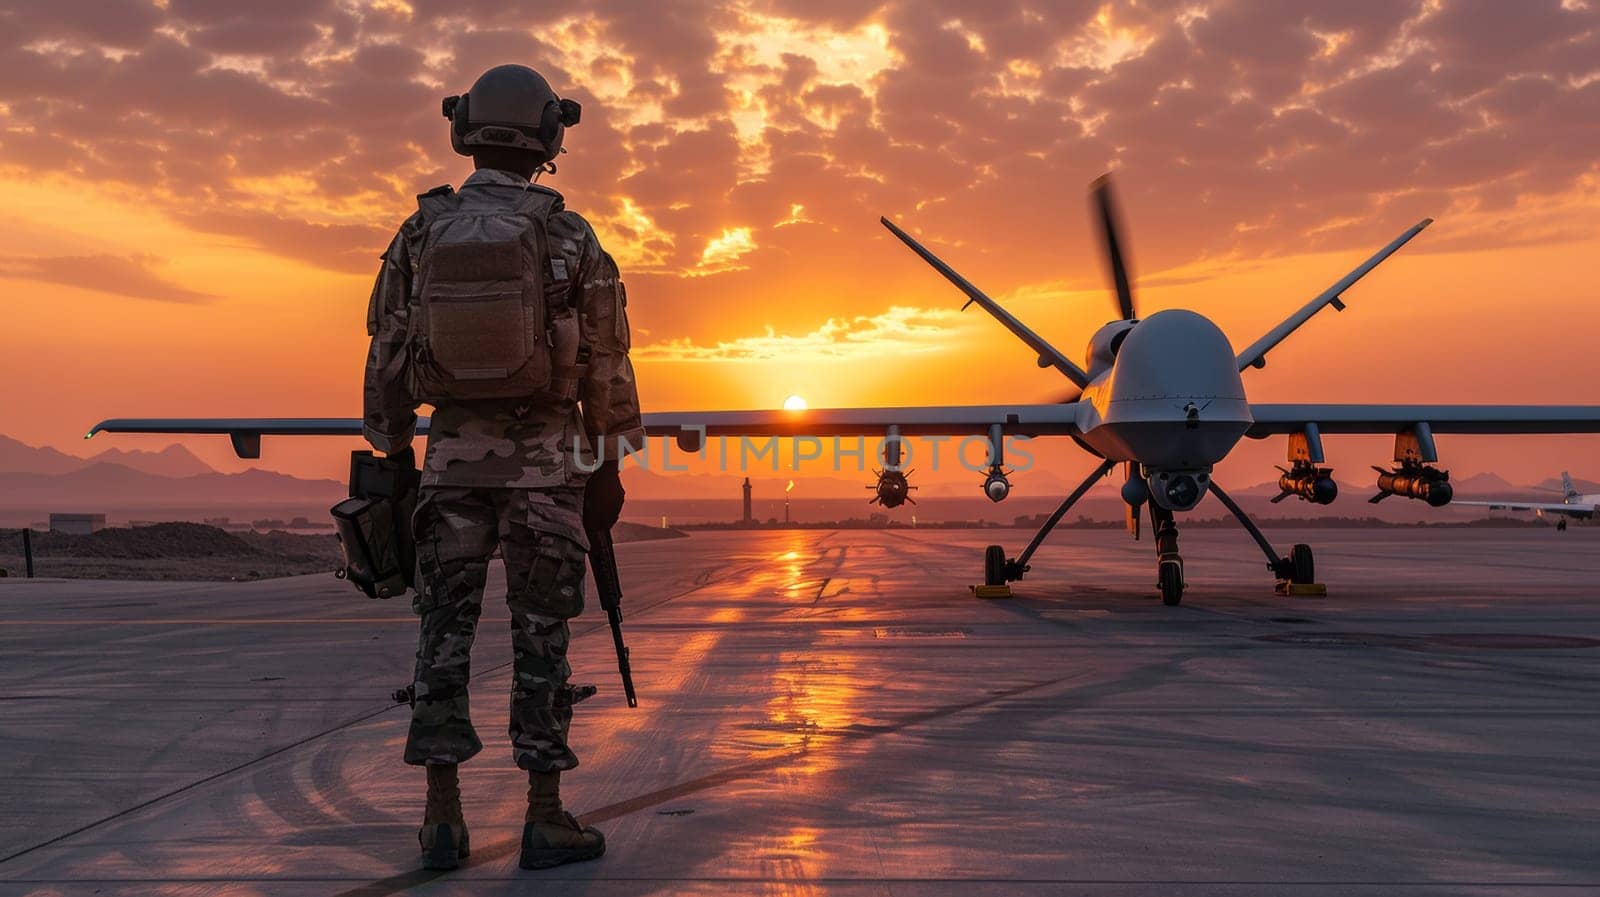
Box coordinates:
[364,167,645,772]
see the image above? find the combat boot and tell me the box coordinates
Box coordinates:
[418,763,470,870]
[519,770,605,869]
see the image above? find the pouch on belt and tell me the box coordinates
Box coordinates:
[332,450,422,599]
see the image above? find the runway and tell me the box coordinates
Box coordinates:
[1,528,1597,895]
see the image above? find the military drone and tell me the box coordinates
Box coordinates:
[90,175,1600,605]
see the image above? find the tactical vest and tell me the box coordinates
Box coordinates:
[407,184,571,403]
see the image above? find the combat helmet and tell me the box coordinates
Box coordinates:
[442,64,581,163]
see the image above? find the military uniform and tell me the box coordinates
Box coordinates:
[364,167,645,772]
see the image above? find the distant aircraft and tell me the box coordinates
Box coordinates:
[88,175,1600,605]
[1454,472,1598,531]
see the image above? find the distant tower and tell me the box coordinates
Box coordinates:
[742,477,752,526]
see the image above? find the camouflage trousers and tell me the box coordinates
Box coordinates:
[404,485,589,772]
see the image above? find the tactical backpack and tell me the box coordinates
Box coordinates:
[408,184,570,402]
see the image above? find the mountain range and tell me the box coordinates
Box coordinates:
[0,435,341,515]
[0,435,217,478]
[0,465,345,511]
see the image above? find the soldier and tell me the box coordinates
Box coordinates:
[362,63,644,872]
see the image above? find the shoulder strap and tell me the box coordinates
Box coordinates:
[415,184,458,220]
[511,186,561,218]
[525,183,565,206]
[511,190,575,309]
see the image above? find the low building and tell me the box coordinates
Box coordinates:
[50,513,106,534]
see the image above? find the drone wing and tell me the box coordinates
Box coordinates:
[1235,219,1432,372]
[90,404,1086,458]
[645,404,1081,440]
[1246,404,1600,437]
[86,418,366,459]
[880,217,1090,390]
[1451,499,1596,516]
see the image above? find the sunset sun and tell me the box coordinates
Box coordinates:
[782,394,808,411]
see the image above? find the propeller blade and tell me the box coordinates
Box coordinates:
[1090,173,1136,321]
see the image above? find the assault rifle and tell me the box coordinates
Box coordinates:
[586,526,638,707]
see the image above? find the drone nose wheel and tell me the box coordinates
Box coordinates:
[1158,559,1184,606]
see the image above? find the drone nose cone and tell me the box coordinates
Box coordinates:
[1110,310,1243,402]
[1081,308,1253,470]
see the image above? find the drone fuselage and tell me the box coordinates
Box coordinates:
[1074,309,1253,509]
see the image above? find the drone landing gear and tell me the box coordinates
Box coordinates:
[1151,505,1185,605]
[982,460,1116,590]
[1285,543,1315,583]
[1209,482,1323,595]
[983,545,1007,587]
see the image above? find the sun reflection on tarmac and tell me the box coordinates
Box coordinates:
[614,532,879,888]
[775,537,810,600]
[756,649,859,767]
[681,534,869,886]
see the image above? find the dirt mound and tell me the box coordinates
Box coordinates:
[3,524,344,580]
[34,523,260,559]
[2,521,683,581]
[239,530,342,564]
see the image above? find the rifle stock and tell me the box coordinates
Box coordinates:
[587,526,638,707]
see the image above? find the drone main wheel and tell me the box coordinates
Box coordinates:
[1290,544,1315,584]
[1159,561,1183,606]
[984,545,1006,586]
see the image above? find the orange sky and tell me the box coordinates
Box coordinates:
[3,0,1599,488]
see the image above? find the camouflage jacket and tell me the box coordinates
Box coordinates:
[363,168,646,494]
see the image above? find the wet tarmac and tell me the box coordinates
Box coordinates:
[1,528,1597,895]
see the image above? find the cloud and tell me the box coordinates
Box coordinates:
[632,305,964,362]
[169,207,390,274]
[0,0,1596,309]
[0,253,216,303]
[693,226,757,274]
